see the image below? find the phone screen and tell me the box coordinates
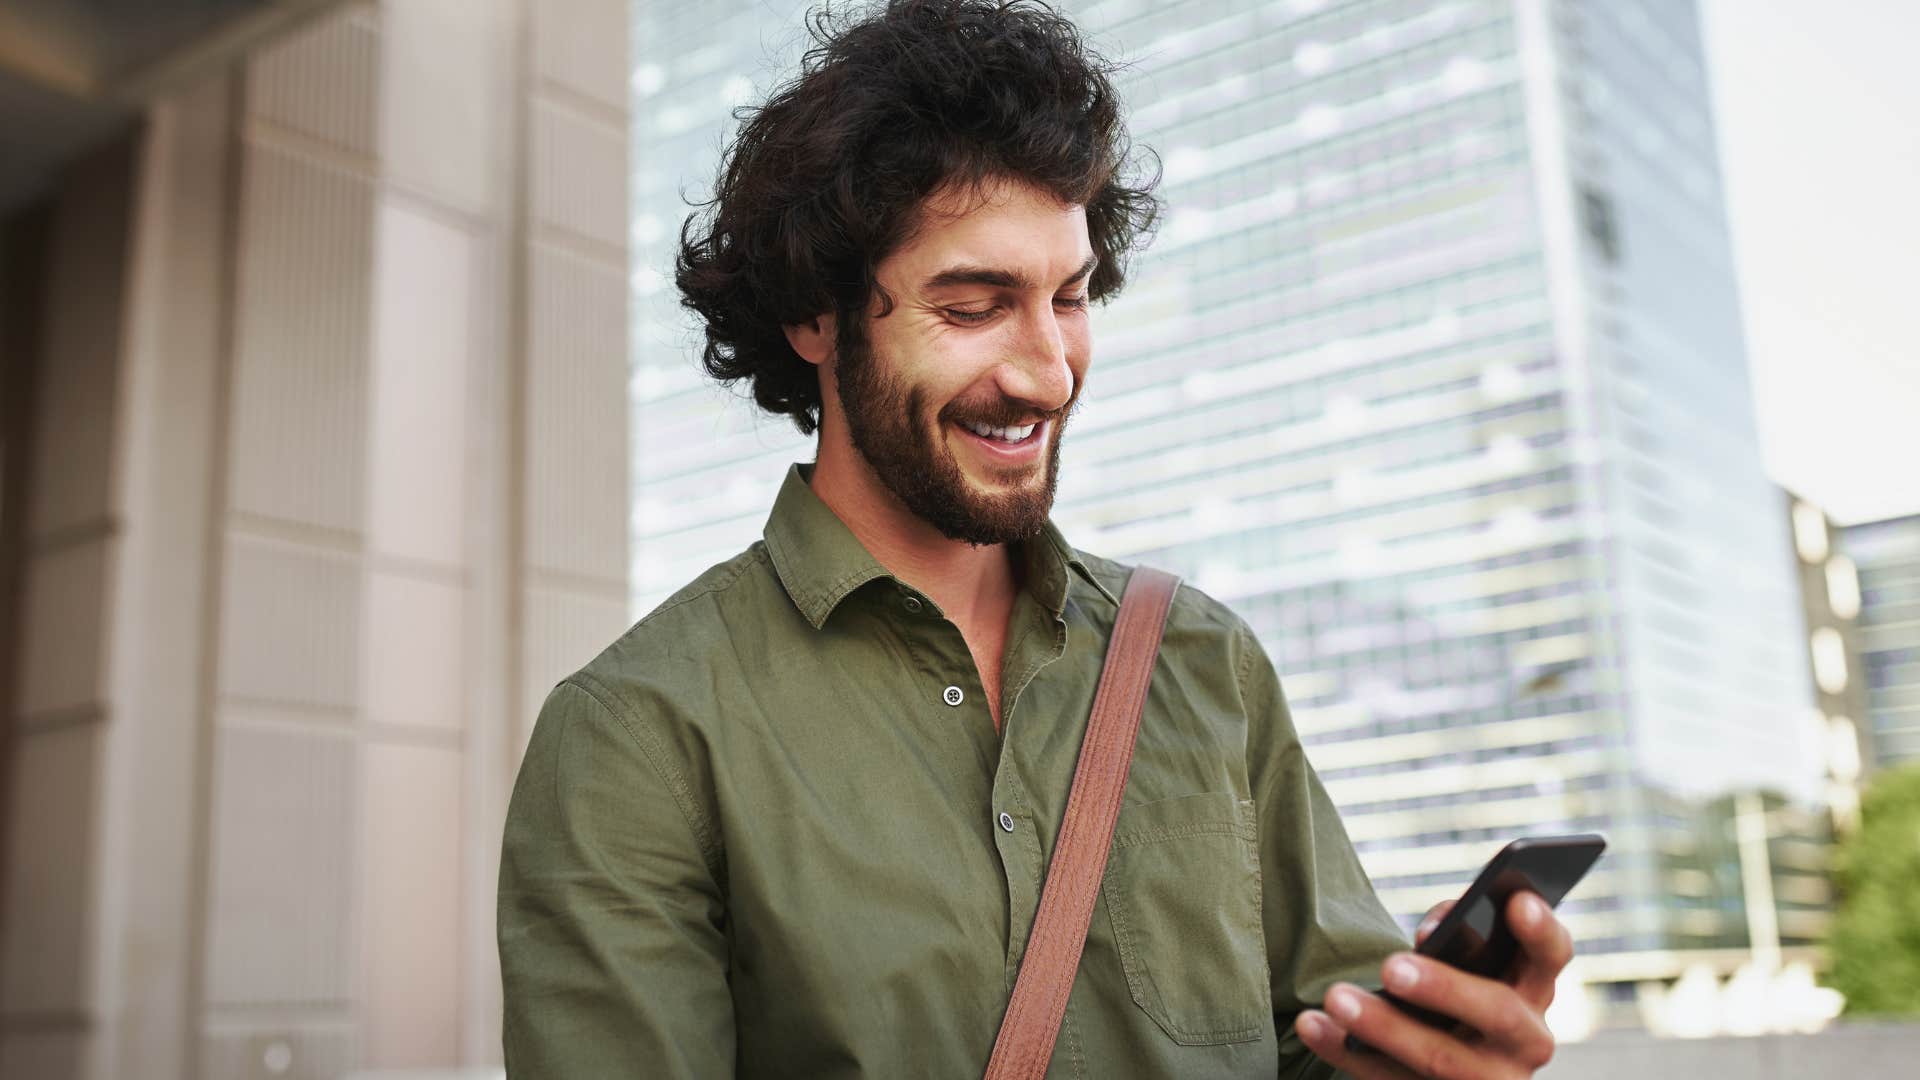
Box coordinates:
[1426,889,1500,972]
[1415,835,1604,980]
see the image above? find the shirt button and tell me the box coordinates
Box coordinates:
[943,685,964,707]
[999,812,1015,833]
[903,595,923,614]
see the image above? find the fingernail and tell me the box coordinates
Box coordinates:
[1385,956,1420,992]
[1299,1011,1328,1040]
[1327,986,1361,1023]
[1522,892,1546,925]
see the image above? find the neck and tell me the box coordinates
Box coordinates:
[807,434,1020,631]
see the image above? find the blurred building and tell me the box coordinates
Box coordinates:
[1784,491,1874,831]
[1845,512,1920,767]
[0,2,630,1078]
[629,0,1828,1033]
[1061,0,1825,1026]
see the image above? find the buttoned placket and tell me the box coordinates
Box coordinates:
[988,604,1070,992]
[890,576,1073,995]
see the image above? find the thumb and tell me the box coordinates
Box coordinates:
[1415,900,1456,946]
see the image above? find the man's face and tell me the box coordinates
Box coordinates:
[829,178,1095,546]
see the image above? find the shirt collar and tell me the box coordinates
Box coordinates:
[762,462,1118,630]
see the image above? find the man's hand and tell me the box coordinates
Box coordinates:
[1291,891,1572,1079]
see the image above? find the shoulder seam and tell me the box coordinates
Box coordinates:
[1232,617,1257,714]
[562,673,727,892]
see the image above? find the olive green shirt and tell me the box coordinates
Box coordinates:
[498,463,1406,1078]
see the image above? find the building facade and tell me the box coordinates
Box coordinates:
[0,2,631,1077]
[629,0,1827,1025]
[1784,491,1874,832]
[1845,513,1920,768]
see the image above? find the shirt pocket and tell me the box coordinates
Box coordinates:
[1099,791,1272,1046]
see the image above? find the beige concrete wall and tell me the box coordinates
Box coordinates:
[0,2,631,1077]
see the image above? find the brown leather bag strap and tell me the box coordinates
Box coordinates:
[984,566,1181,1080]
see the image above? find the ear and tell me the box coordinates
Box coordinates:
[783,311,837,367]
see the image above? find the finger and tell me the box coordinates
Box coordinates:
[1320,982,1517,1080]
[1415,900,1456,947]
[1294,1008,1421,1080]
[1377,954,1555,1068]
[1505,891,1574,1009]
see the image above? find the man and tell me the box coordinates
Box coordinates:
[499,2,1571,1077]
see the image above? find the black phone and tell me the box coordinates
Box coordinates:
[1347,833,1606,1048]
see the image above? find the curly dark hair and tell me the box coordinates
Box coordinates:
[674,0,1161,435]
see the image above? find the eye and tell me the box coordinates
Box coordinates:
[1055,295,1090,312]
[943,306,997,325]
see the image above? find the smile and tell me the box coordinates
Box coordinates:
[953,418,1047,462]
[960,420,1038,443]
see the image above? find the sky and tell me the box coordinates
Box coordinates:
[1700,0,1920,525]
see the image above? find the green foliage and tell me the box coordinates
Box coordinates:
[1828,764,1920,1014]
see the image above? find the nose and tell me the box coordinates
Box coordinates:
[996,303,1076,415]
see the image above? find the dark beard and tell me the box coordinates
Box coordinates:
[832,318,1074,547]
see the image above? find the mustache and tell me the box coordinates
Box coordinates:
[942,392,1083,430]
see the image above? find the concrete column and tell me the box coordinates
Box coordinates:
[0,134,144,1080]
[0,2,630,1077]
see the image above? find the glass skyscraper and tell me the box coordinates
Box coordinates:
[630,0,1829,1017]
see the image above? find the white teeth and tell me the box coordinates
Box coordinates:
[962,420,1038,443]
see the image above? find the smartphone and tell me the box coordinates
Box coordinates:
[1347,833,1606,1047]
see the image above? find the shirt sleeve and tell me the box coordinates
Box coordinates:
[1233,623,1409,1080]
[498,677,735,1078]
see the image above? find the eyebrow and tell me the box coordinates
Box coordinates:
[921,253,1099,292]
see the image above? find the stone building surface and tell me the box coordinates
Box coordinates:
[0,2,631,1077]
